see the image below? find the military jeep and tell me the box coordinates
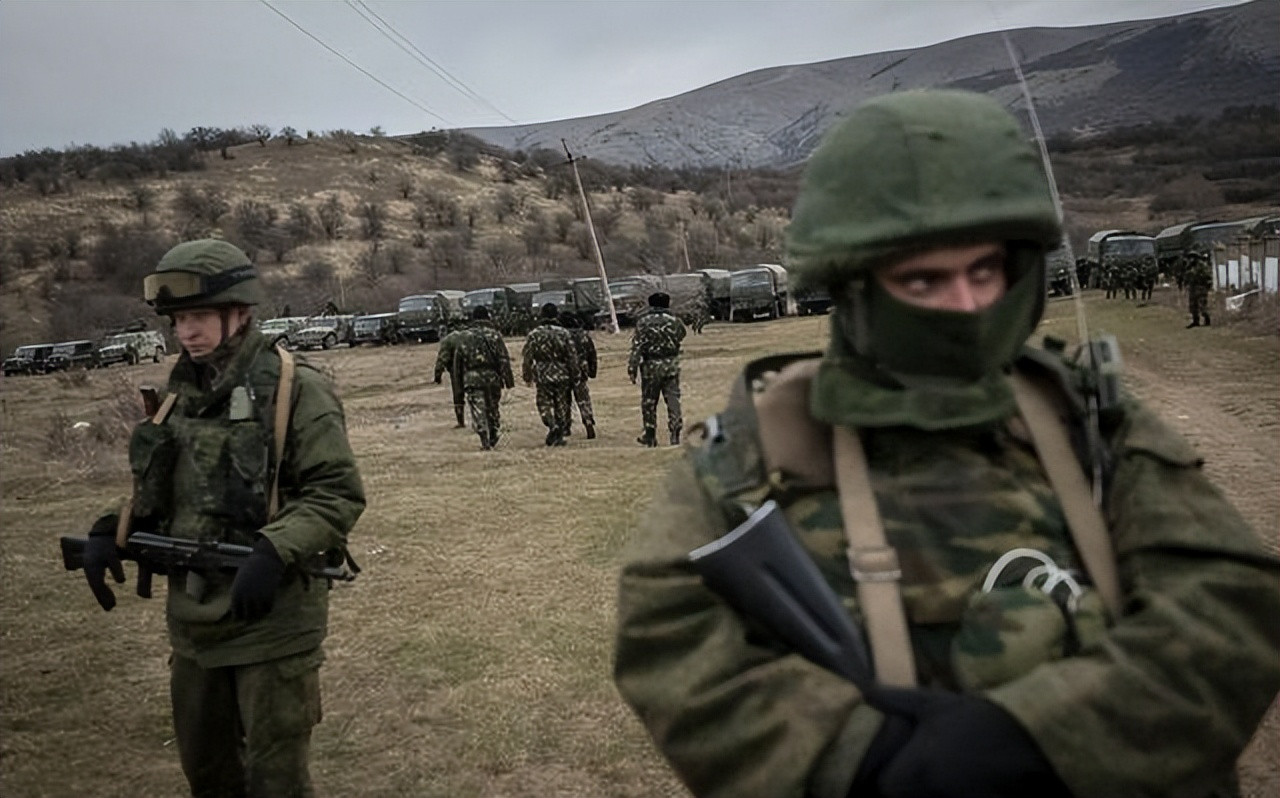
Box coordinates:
[3,343,55,376]
[98,329,167,367]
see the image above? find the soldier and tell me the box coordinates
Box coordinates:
[79,239,365,797]
[454,306,514,450]
[627,292,686,447]
[1185,248,1213,328]
[522,303,581,446]
[560,314,598,439]
[433,320,468,428]
[614,90,1280,798]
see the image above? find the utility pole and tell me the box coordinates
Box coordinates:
[680,220,692,273]
[562,139,619,333]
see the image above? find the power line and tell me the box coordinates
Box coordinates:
[346,0,518,124]
[258,0,452,126]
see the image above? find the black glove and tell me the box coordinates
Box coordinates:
[872,689,1071,798]
[83,515,125,611]
[230,537,286,622]
[848,712,914,795]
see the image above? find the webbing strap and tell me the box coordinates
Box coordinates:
[268,346,296,520]
[117,393,179,546]
[1011,373,1122,617]
[833,426,918,687]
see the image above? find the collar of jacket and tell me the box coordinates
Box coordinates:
[169,328,272,416]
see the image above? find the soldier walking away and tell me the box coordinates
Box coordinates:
[434,320,469,427]
[79,239,365,798]
[560,314,598,439]
[614,90,1280,798]
[1185,248,1213,327]
[628,292,686,446]
[454,306,514,450]
[522,303,582,446]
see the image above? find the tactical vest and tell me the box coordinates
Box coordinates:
[688,349,1120,690]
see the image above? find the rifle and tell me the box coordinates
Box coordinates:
[62,531,356,607]
[689,500,877,695]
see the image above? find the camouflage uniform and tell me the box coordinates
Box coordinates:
[434,326,468,427]
[613,92,1280,798]
[454,319,514,449]
[521,318,581,446]
[628,307,686,445]
[1185,251,1213,327]
[563,319,598,436]
[85,240,365,798]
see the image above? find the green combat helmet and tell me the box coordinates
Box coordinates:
[144,239,265,315]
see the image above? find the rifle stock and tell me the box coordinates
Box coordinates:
[689,500,876,694]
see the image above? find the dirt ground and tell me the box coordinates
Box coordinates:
[1,286,1276,796]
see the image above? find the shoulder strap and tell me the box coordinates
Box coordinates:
[1010,372,1122,617]
[116,392,179,546]
[269,345,296,519]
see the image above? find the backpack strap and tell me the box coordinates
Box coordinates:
[269,345,296,520]
[1011,371,1122,617]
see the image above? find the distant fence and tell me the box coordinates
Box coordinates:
[1212,235,1279,294]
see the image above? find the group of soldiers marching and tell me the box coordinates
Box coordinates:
[1086,247,1214,327]
[433,292,686,450]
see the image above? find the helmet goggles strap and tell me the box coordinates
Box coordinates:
[144,264,257,305]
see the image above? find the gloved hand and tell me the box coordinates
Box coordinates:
[230,537,286,622]
[433,375,442,384]
[871,689,1071,798]
[83,515,126,611]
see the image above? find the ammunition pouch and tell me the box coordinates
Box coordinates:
[129,421,178,520]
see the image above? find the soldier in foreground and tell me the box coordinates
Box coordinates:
[627,292,686,447]
[433,319,469,428]
[522,303,581,446]
[80,239,365,798]
[1185,247,1213,327]
[454,305,514,450]
[560,314,598,439]
[614,91,1280,798]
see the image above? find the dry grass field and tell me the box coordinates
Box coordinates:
[2,288,1277,797]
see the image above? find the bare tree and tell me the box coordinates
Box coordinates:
[279,126,299,146]
[317,194,346,240]
[249,124,272,147]
[358,201,387,243]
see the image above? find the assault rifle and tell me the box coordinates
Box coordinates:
[61,531,356,609]
[689,500,877,696]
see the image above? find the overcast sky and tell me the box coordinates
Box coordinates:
[0,0,1250,156]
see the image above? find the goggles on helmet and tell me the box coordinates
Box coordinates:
[143,265,257,305]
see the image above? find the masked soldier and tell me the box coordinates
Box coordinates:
[434,320,469,428]
[522,303,582,446]
[80,239,365,798]
[614,91,1280,798]
[559,313,598,439]
[627,292,686,447]
[453,306,515,450]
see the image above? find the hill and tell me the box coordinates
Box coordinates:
[463,0,1279,168]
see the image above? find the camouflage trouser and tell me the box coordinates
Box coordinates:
[535,380,573,434]
[465,386,502,445]
[448,370,465,425]
[171,649,323,798]
[1188,286,1210,325]
[571,380,595,426]
[641,373,682,438]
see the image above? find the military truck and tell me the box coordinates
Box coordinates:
[535,277,603,329]
[289,315,355,350]
[97,328,167,367]
[351,313,399,346]
[607,274,665,327]
[462,286,531,335]
[257,317,308,348]
[44,340,99,372]
[695,268,732,320]
[663,273,712,326]
[729,263,790,321]
[3,343,55,376]
[397,290,465,343]
[794,284,833,315]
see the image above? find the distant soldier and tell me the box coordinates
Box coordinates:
[522,303,582,446]
[627,292,686,447]
[1138,257,1158,302]
[1185,248,1213,328]
[453,306,514,450]
[560,314,598,439]
[433,321,468,428]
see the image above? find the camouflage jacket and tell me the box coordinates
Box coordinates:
[569,328,598,380]
[434,329,465,382]
[124,329,365,668]
[521,321,581,385]
[614,350,1280,798]
[627,309,686,382]
[454,320,514,389]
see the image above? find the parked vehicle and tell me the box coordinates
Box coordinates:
[663,272,713,324]
[463,286,531,335]
[397,290,465,343]
[729,263,790,321]
[536,277,603,329]
[794,284,833,315]
[606,274,664,326]
[694,268,732,320]
[97,328,167,367]
[44,340,99,372]
[289,315,355,350]
[351,313,399,346]
[257,317,308,348]
[3,343,55,376]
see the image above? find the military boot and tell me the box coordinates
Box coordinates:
[585,422,596,440]
[670,429,680,446]
[454,406,466,428]
[1203,314,1210,326]
[637,429,657,447]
